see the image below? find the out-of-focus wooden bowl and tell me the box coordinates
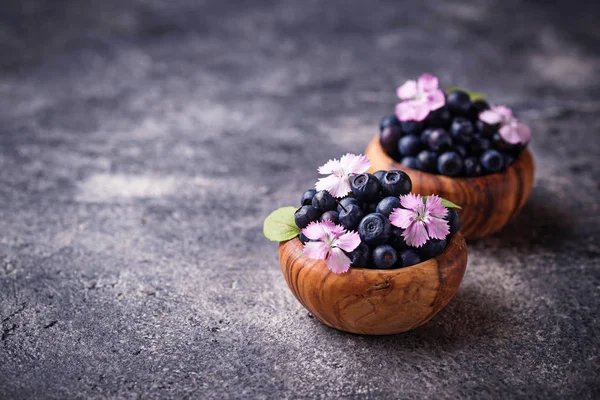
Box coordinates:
[365,136,534,240]
[278,233,467,335]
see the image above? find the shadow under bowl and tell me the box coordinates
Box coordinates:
[278,232,468,335]
[365,136,535,240]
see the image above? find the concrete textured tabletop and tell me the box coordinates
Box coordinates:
[1,1,599,398]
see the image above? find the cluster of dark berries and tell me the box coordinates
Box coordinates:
[294,171,460,269]
[380,91,527,177]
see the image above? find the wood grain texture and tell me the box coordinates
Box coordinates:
[278,233,468,335]
[365,136,535,239]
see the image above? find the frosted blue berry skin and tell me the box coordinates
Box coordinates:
[401,120,425,136]
[426,128,453,152]
[380,170,412,197]
[312,190,337,212]
[418,238,448,260]
[372,245,398,269]
[348,243,371,268]
[320,210,340,225]
[417,150,438,173]
[373,170,387,182]
[389,227,409,251]
[338,204,364,231]
[480,149,504,173]
[398,134,422,157]
[337,197,359,214]
[294,205,321,229]
[300,189,316,206]
[401,156,420,170]
[379,114,400,132]
[351,173,382,203]
[425,105,452,128]
[375,196,402,218]
[399,249,422,268]
[446,90,471,116]
[450,117,475,144]
[380,124,403,157]
[358,213,392,246]
[437,151,464,177]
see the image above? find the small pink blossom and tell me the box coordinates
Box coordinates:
[315,153,371,198]
[302,220,361,274]
[389,194,450,248]
[480,105,531,145]
[395,73,445,122]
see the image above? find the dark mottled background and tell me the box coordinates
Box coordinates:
[0,1,599,398]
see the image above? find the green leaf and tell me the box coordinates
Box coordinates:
[422,195,462,209]
[445,86,487,101]
[263,206,301,242]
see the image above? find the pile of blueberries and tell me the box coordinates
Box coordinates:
[380,91,527,177]
[294,170,460,269]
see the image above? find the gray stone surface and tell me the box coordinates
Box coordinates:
[0,0,599,398]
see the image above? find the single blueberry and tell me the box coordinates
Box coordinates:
[450,117,475,144]
[320,210,340,225]
[337,197,359,214]
[400,120,425,135]
[398,134,422,157]
[294,205,321,229]
[401,156,421,170]
[399,249,422,268]
[480,149,504,173]
[375,196,402,218]
[417,150,438,173]
[380,124,404,157]
[338,204,365,231]
[373,170,387,182]
[426,128,453,152]
[372,245,398,269]
[437,151,464,176]
[419,238,448,260]
[379,114,400,132]
[389,227,409,251]
[347,243,371,268]
[425,105,452,128]
[446,90,471,116]
[300,189,316,206]
[312,190,337,212]
[445,209,461,234]
[464,156,482,177]
[351,173,382,203]
[380,170,412,197]
[358,213,392,246]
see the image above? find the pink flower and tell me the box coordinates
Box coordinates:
[389,194,450,248]
[395,73,445,122]
[302,220,361,274]
[479,105,531,145]
[315,153,371,198]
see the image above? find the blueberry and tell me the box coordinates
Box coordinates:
[476,119,498,137]
[420,128,434,144]
[437,151,464,177]
[380,170,412,197]
[372,245,398,269]
[338,204,364,231]
[425,105,452,128]
[400,120,425,135]
[375,196,402,217]
[480,149,504,173]
[491,132,513,152]
[450,117,475,144]
[468,135,491,155]
[453,145,468,159]
[379,114,400,132]
[299,232,310,244]
[446,90,471,116]
[445,209,461,234]
[426,128,453,152]
[312,190,337,212]
[300,189,316,206]
[398,134,422,157]
[358,213,392,246]
[347,243,371,268]
[363,201,379,214]
[380,124,404,157]
[351,173,382,203]
[464,156,482,177]
[337,197,359,214]
[417,150,438,173]
[373,170,387,182]
[399,249,422,268]
[503,152,515,167]
[320,210,340,225]
[419,238,448,260]
[294,205,321,229]
[469,99,490,120]
[401,156,420,170]
[389,227,409,251]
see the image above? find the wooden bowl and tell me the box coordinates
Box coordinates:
[365,136,534,240]
[278,232,468,335]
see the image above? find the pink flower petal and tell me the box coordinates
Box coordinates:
[494,105,513,119]
[315,174,351,198]
[339,153,371,175]
[302,221,326,241]
[417,73,439,92]
[400,193,424,211]
[516,122,531,144]
[425,217,450,240]
[303,241,329,260]
[499,125,522,144]
[479,110,502,125]
[425,195,448,219]
[397,79,417,100]
[403,221,429,248]
[389,207,415,229]
[425,89,445,111]
[333,230,361,253]
[326,247,352,274]
[395,101,430,122]
[318,158,342,175]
